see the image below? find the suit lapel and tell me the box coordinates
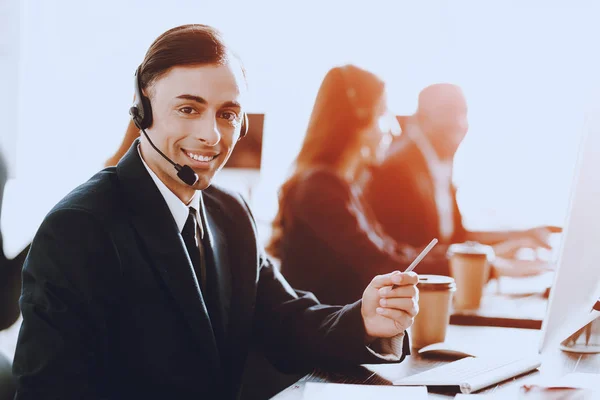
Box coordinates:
[202,188,258,384]
[116,140,221,373]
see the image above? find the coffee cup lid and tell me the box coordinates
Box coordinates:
[447,241,495,261]
[417,274,456,291]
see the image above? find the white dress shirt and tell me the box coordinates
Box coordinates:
[406,123,456,242]
[137,145,203,239]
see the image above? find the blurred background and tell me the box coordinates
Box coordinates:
[0,0,597,256]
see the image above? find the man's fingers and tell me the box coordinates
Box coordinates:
[495,236,552,256]
[493,258,555,278]
[379,297,419,317]
[375,307,414,327]
[370,271,401,289]
[399,271,418,285]
[370,271,418,289]
[533,238,553,250]
[378,284,418,299]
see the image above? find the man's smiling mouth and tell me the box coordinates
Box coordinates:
[182,149,219,163]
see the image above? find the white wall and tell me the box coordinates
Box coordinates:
[0,0,21,178]
[3,0,599,256]
[446,1,599,230]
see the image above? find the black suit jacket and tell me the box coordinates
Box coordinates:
[13,142,407,400]
[365,136,468,277]
[277,168,441,305]
[277,166,455,305]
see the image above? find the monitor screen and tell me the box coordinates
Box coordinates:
[225,113,264,170]
[539,106,600,353]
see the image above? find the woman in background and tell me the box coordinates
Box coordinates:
[266,65,449,305]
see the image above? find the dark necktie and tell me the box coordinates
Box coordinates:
[183,206,225,358]
[181,206,207,291]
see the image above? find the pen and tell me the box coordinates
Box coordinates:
[404,238,438,273]
[392,238,438,289]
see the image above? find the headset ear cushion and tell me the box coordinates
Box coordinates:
[131,66,153,130]
[240,113,249,137]
[140,95,153,129]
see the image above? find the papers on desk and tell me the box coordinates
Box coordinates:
[456,389,599,399]
[452,373,600,399]
[302,382,427,399]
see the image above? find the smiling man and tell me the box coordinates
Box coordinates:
[12,25,419,400]
[137,61,246,197]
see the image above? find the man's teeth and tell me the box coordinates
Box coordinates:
[187,152,216,162]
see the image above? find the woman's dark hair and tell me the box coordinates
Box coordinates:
[266,65,386,258]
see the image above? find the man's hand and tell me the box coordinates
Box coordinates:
[492,257,555,278]
[492,237,543,259]
[492,226,562,259]
[361,271,419,341]
[523,225,563,249]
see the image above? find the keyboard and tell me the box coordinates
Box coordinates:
[394,354,541,394]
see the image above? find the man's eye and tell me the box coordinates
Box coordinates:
[179,107,197,114]
[221,111,238,122]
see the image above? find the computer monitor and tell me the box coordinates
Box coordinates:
[224,113,264,170]
[391,108,600,393]
[539,105,600,353]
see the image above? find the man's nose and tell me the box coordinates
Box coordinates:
[195,114,221,146]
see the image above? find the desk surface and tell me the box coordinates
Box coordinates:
[450,274,552,330]
[271,325,600,399]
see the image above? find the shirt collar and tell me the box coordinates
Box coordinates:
[406,122,453,172]
[137,145,202,234]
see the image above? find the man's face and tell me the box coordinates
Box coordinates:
[440,103,468,149]
[139,62,246,201]
[425,101,468,160]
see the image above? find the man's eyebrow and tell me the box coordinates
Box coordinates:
[175,94,207,104]
[175,96,240,110]
[220,101,241,109]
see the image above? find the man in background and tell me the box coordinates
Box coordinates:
[366,83,560,278]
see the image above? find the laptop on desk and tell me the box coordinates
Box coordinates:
[395,107,600,394]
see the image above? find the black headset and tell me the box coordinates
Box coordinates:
[128,65,248,186]
[129,65,248,136]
